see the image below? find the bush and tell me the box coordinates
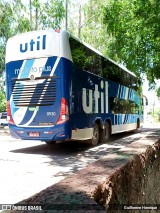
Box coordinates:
[0,91,6,112]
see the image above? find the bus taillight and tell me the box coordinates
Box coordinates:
[56,98,69,125]
[7,101,15,125]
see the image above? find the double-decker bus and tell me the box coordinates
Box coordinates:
[5,30,144,146]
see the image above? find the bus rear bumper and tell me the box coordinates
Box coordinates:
[8,123,71,141]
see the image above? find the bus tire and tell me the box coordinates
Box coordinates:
[131,119,140,133]
[99,122,110,143]
[89,123,99,146]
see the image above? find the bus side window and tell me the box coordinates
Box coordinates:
[69,37,86,70]
[110,97,120,114]
[102,58,109,79]
[82,46,102,76]
[110,98,140,114]
[102,58,121,83]
[69,37,102,76]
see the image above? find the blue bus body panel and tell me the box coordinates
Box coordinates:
[6,57,72,141]
[6,56,142,141]
[69,63,143,131]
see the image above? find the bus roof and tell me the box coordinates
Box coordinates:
[6,29,136,78]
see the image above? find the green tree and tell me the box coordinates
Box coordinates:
[40,0,65,29]
[81,0,109,52]
[103,0,160,83]
[67,0,110,55]
[0,0,65,106]
[0,91,6,112]
[156,87,160,100]
[0,0,65,77]
[0,0,31,73]
[0,1,12,74]
[29,0,65,30]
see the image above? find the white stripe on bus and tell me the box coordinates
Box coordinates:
[17,57,60,127]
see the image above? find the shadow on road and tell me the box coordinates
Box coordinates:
[11,140,91,155]
[10,130,141,155]
[9,130,145,175]
[10,127,160,177]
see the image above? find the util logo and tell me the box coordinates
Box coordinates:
[82,81,108,114]
[20,35,46,53]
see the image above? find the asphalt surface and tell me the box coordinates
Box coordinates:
[0,125,160,208]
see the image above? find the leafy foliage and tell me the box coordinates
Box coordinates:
[0,0,65,73]
[0,0,65,109]
[1,0,159,102]
[68,0,110,54]
[28,0,65,30]
[0,91,6,112]
[0,1,12,74]
[156,87,160,100]
[40,0,65,29]
[103,0,160,84]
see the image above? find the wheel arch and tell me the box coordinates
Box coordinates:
[94,117,103,129]
[94,117,112,135]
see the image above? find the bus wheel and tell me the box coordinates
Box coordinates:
[131,119,140,133]
[99,122,110,143]
[89,123,99,146]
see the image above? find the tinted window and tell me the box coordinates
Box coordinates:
[69,37,139,90]
[110,98,139,114]
[69,37,102,76]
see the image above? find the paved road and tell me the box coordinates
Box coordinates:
[0,126,159,205]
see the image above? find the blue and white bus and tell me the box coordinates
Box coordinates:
[6,30,144,145]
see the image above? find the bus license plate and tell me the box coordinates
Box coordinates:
[28,132,40,137]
